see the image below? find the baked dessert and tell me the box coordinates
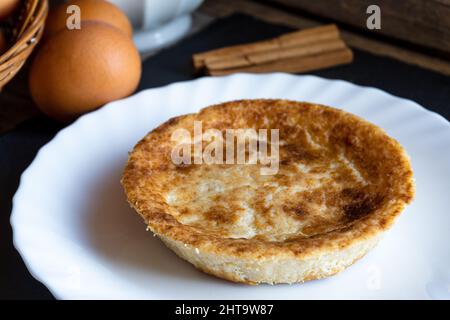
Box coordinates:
[122,99,414,284]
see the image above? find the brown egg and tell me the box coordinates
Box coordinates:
[0,0,20,21]
[45,0,132,38]
[29,21,141,121]
[0,29,8,55]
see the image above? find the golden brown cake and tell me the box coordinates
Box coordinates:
[121,99,414,284]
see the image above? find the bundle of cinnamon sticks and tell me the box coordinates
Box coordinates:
[193,24,353,76]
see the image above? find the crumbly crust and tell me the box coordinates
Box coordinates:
[121,99,414,284]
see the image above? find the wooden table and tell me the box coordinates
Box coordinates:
[200,0,450,75]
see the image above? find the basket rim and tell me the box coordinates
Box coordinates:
[0,0,48,65]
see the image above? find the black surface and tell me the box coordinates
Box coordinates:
[0,14,449,300]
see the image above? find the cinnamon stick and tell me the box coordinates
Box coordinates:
[193,24,340,71]
[206,38,347,71]
[207,48,353,76]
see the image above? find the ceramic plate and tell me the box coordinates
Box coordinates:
[11,73,450,299]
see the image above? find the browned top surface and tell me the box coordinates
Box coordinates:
[122,99,414,258]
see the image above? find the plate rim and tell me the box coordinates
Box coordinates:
[10,73,450,299]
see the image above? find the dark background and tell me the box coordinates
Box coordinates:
[1,14,449,299]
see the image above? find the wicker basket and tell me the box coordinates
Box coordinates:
[0,0,48,89]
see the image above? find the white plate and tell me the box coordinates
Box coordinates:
[11,73,450,300]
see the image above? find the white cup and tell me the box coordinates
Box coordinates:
[109,0,203,53]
